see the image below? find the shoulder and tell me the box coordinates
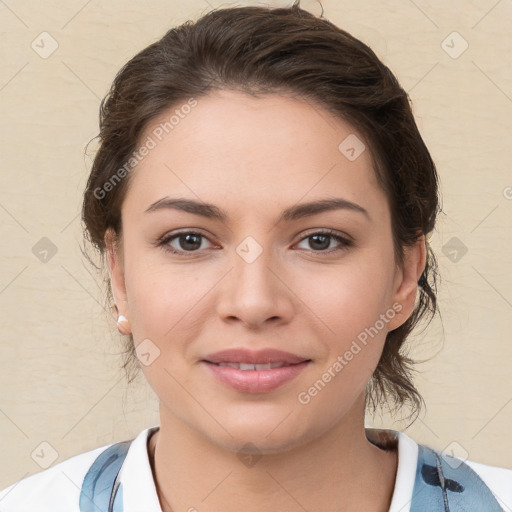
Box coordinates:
[370,428,512,512]
[414,438,512,511]
[0,443,113,512]
[464,458,512,508]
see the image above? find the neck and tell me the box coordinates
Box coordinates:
[148,396,398,512]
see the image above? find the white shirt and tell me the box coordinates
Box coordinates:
[0,427,511,512]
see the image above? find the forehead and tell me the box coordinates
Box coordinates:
[122,90,386,220]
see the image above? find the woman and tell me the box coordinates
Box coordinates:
[1,2,510,511]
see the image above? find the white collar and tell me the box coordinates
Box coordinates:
[381,429,418,512]
[118,426,162,512]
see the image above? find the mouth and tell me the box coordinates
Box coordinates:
[200,348,312,393]
[203,347,310,366]
[205,361,310,370]
[201,353,312,395]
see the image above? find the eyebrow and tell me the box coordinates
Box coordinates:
[144,197,370,223]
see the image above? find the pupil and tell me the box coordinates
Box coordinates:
[310,234,329,250]
[181,234,201,251]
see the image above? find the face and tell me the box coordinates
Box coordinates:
[106,89,424,454]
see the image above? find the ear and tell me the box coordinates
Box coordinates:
[104,227,128,320]
[387,234,427,331]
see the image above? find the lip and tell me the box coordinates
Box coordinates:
[202,361,311,393]
[203,348,309,365]
[201,348,311,394]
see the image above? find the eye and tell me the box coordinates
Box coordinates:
[157,230,215,255]
[156,229,353,256]
[295,229,353,254]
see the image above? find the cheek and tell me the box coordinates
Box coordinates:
[297,254,396,398]
[124,262,219,391]
[295,272,393,423]
[126,258,202,337]
[125,266,203,406]
[306,257,395,343]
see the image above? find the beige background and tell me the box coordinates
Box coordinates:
[1,0,511,490]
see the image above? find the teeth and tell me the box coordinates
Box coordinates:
[217,362,287,370]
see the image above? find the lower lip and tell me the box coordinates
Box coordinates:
[202,361,310,393]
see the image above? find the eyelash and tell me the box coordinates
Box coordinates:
[155,229,353,257]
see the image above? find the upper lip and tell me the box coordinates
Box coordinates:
[203,348,310,365]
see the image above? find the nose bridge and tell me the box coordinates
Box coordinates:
[217,235,293,327]
[233,236,280,304]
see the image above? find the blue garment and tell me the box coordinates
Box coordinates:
[411,444,503,511]
[79,441,130,512]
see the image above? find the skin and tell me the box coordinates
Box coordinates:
[105,89,426,512]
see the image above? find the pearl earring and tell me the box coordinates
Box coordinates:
[117,315,131,335]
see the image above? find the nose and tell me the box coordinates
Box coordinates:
[216,244,295,330]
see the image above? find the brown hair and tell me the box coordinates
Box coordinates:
[82,0,440,422]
